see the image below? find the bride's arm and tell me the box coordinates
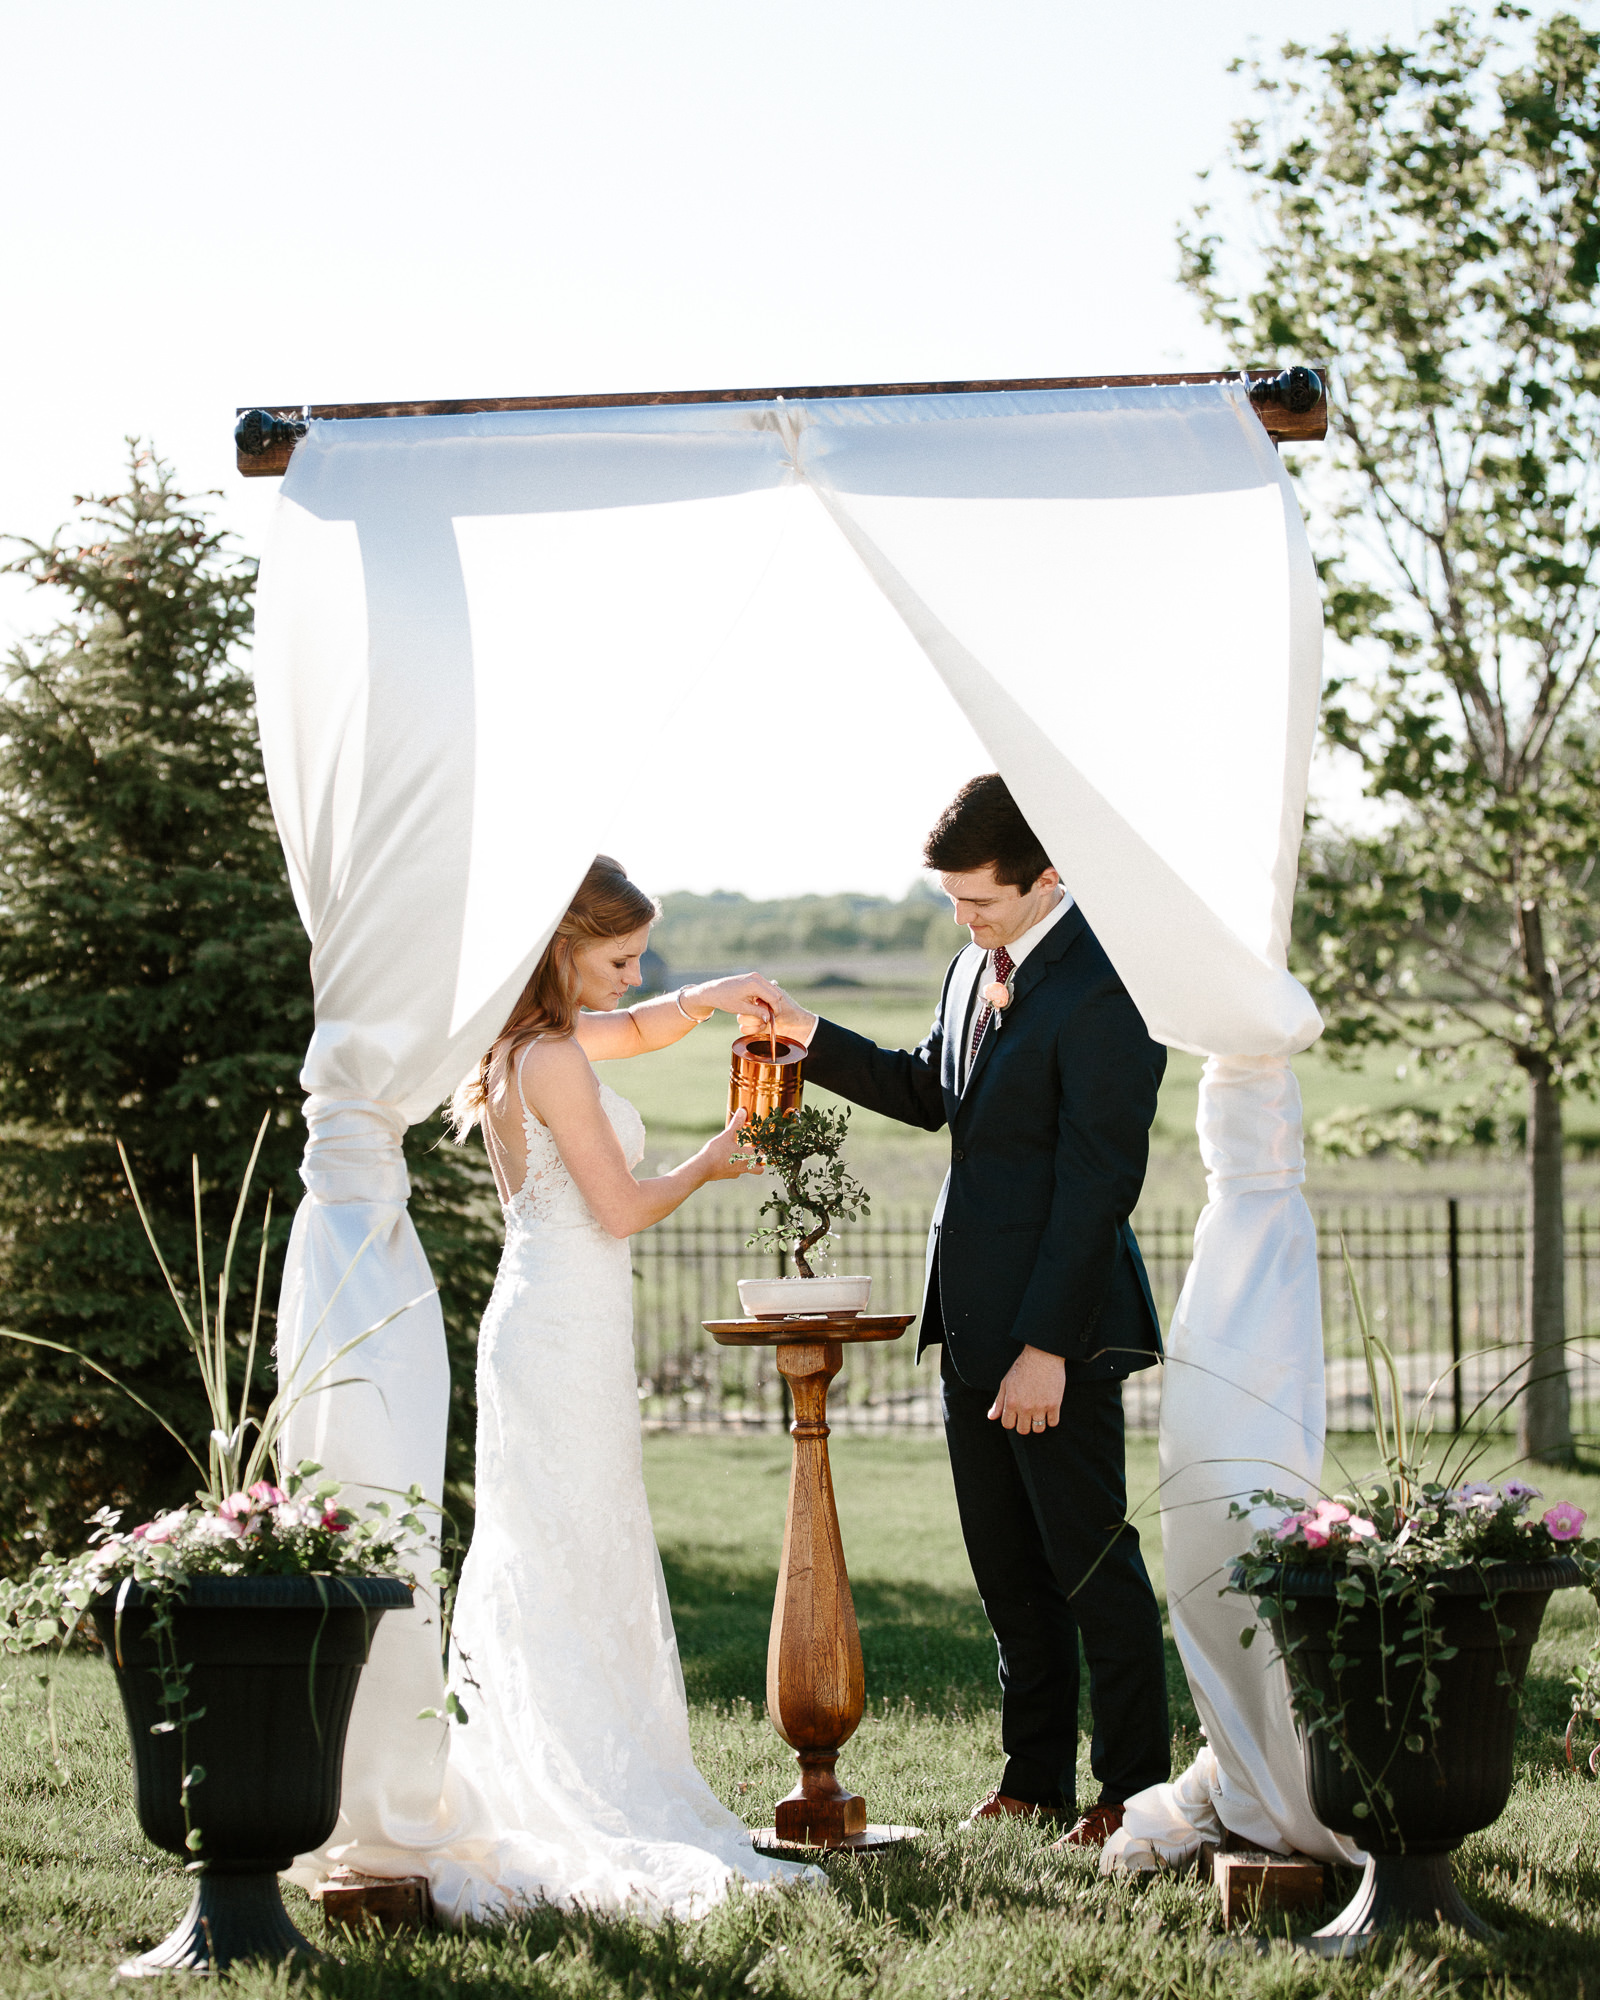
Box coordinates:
[521,1036,755,1237]
[574,973,787,1061]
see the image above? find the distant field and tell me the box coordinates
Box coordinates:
[606,975,1600,1211]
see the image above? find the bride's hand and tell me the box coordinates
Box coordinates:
[682,973,785,1023]
[696,1108,763,1183]
[736,982,817,1046]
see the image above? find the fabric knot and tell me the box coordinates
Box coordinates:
[969,943,1014,1067]
[1196,1055,1306,1199]
[299,1095,411,1207]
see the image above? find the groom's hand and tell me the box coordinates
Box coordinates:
[988,1345,1065,1433]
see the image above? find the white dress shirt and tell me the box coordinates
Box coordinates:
[951,890,1076,1092]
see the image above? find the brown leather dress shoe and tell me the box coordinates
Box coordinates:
[961,1790,1065,1828]
[1049,1802,1125,1850]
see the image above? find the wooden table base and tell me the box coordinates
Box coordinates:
[705,1314,922,1851]
[751,1823,921,1856]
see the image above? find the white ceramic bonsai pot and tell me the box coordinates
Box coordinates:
[737,1275,872,1320]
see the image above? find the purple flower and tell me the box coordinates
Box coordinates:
[1543,1502,1587,1542]
[1503,1480,1542,1504]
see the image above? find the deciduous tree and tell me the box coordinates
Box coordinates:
[1183,7,1600,1462]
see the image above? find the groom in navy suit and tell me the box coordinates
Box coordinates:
[762,775,1170,1845]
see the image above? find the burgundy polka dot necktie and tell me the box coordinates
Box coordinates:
[968,944,1014,1071]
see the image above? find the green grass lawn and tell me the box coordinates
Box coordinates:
[5,1436,1600,1994]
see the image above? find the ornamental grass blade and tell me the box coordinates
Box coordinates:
[241,1288,436,1492]
[235,1190,273,1457]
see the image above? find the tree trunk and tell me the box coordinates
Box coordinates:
[1517,1059,1573,1466]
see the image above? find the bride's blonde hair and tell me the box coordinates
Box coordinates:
[450,855,658,1139]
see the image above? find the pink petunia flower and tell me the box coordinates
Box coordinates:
[1543,1502,1587,1542]
[1313,1500,1351,1524]
[247,1481,287,1507]
[320,1507,351,1534]
[1301,1522,1330,1549]
[1347,1517,1378,1539]
[218,1493,263,1540]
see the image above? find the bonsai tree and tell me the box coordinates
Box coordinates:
[742,1105,869,1278]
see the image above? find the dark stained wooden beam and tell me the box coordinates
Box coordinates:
[235,366,1328,477]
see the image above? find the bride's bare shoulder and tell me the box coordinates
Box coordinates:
[518,1034,600,1101]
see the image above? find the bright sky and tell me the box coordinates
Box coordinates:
[2,0,1428,897]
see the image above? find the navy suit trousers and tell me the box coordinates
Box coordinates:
[940,1351,1170,1811]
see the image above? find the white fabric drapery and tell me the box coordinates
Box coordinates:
[252,381,1337,1885]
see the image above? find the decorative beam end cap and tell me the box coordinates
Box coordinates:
[1247,366,1325,416]
[234,409,309,459]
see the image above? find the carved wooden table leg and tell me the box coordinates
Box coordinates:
[705,1311,920,1853]
[768,1338,866,1843]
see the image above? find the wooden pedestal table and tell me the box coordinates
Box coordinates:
[705,1312,922,1855]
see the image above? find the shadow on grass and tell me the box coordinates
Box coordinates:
[659,1546,1198,1730]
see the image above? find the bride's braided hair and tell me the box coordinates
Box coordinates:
[450,855,658,1139]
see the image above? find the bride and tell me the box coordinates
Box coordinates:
[433,855,810,1921]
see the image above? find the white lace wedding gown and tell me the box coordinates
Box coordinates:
[425,1058,811,1922]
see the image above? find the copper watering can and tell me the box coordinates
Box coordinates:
[727,1030,804,1127]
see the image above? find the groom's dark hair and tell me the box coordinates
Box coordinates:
[923,774,1054,890]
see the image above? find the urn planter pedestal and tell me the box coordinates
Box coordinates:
[706,1311,920,1852]
[1252,1557,1582,1952]
[93,1572,411,1976]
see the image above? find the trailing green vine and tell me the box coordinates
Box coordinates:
[1231,1479,1584,1840]
[0,1118,443,1850]
[1227,1238,1595,1841]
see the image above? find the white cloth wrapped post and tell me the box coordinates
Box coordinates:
[1101,1058,1361,1872]
[254,412,796,1881]
[276,1096,459,1867]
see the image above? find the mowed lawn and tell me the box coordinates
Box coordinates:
[4,1435,1600,1996]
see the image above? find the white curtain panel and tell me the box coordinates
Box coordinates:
[253,383,1334,1881]
[796,386,1340,1865]
[254,413,793,1868]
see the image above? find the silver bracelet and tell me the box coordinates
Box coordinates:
[674,987,712,1026]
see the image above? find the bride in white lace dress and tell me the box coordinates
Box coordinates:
[434,856,809,1922]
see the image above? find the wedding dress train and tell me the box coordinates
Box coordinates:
[417,1064,810,1921]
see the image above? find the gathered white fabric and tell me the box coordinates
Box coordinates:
[278,1096,459,1873]
[1102,1057,1362,1873]
[251,382,1340,1898]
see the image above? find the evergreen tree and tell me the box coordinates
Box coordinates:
[0,450,497,1566]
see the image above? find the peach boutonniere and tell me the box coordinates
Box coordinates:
[982,980,1010,1011]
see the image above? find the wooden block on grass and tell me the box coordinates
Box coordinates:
[310,1867,433,1931]
[1213,1848,1325,1929]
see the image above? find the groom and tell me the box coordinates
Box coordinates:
[758,775,1170,1846]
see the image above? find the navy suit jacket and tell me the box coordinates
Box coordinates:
[804,905,1165,1397]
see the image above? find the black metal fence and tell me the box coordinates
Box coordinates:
[632,1200,1600,1437]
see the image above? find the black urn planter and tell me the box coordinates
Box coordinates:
[93,1572,412,1977]
[1255,1556,1582,1952]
